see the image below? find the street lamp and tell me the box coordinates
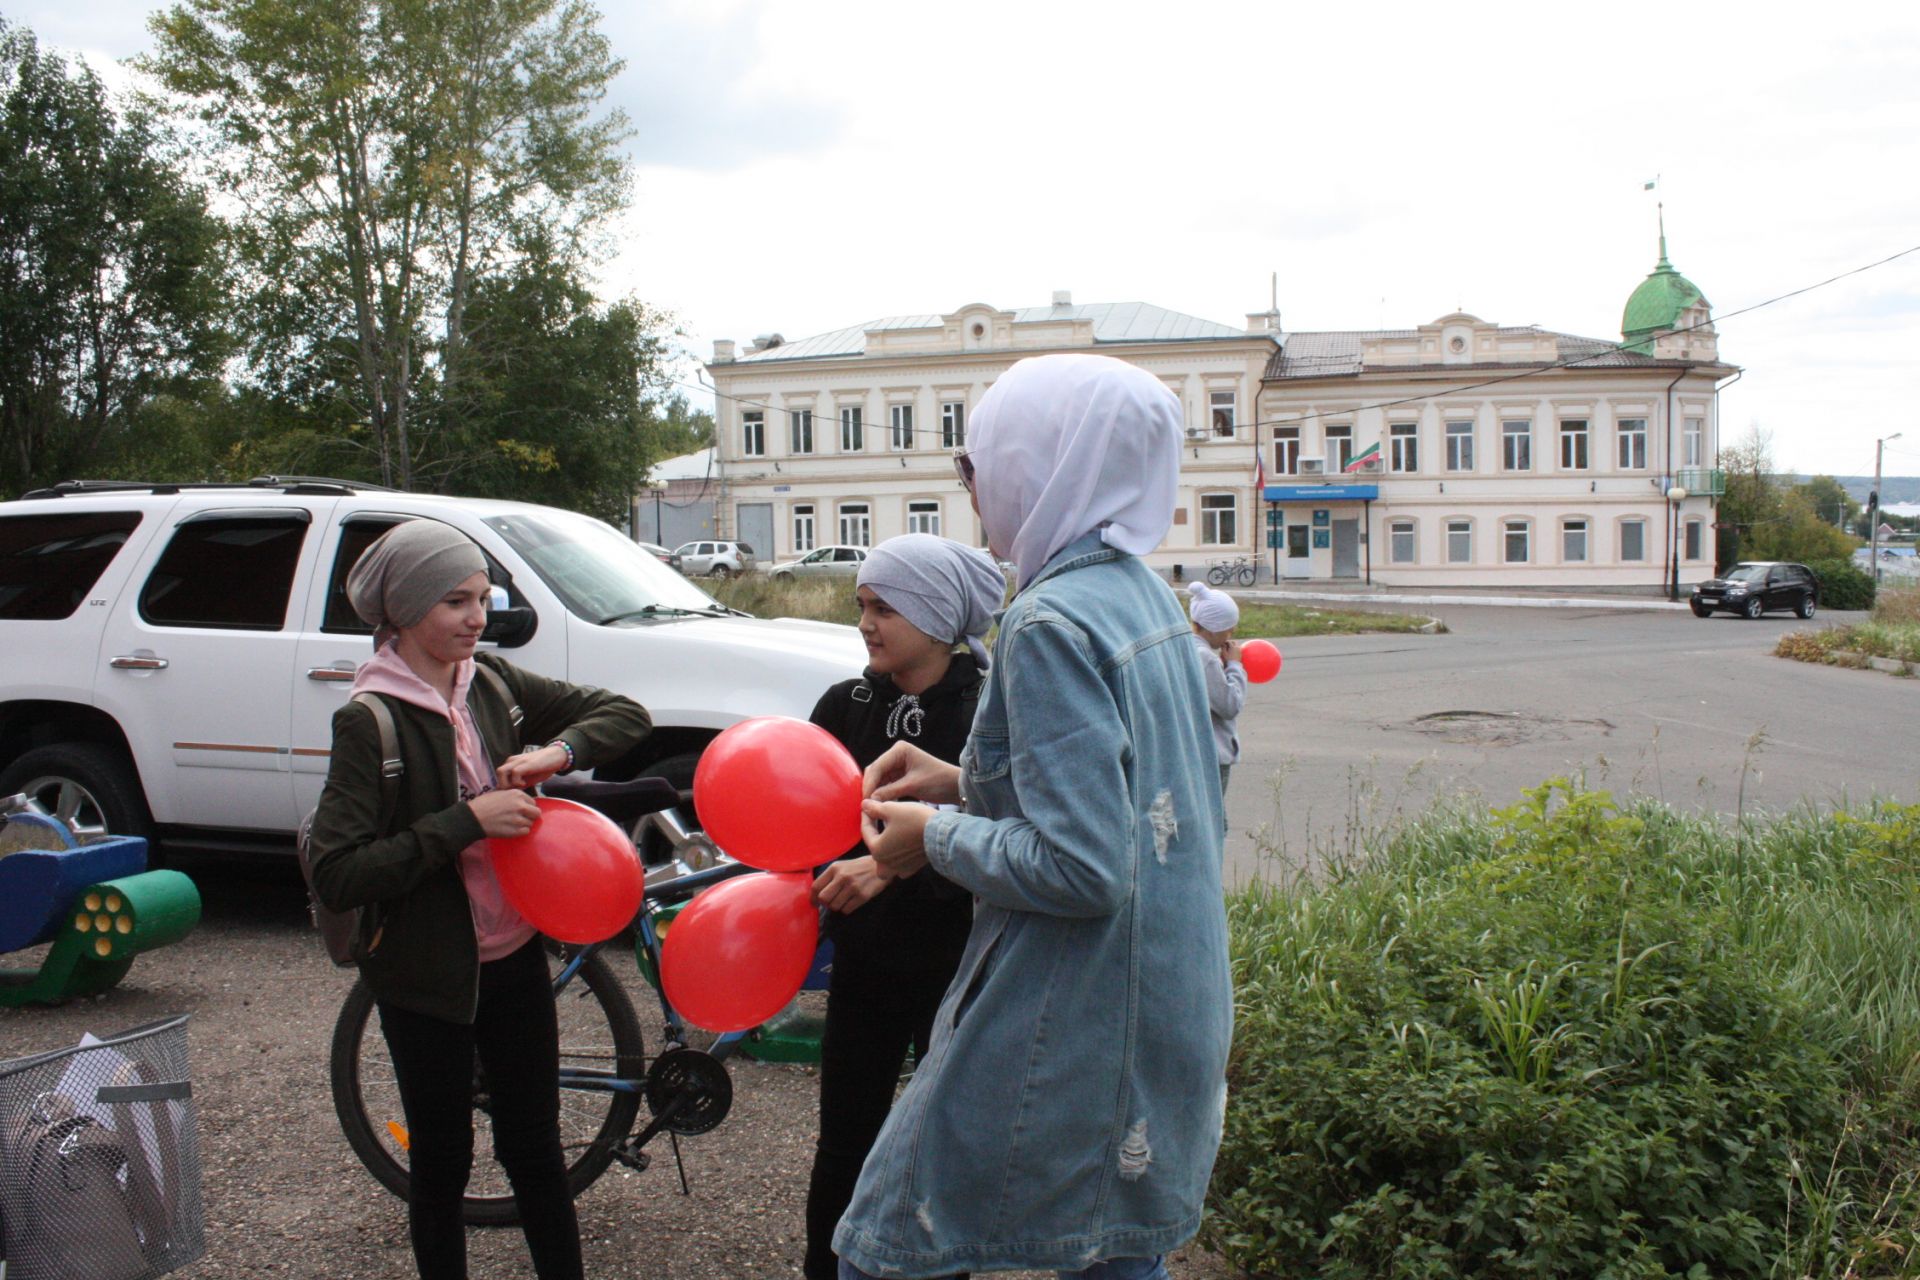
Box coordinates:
[1666,484,1688,602]
[1872,433,1903,583]
[645,478,669,545]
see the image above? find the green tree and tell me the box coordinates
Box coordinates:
[0,19,230,496]
[1715,431,1860,567]
[1796,474,1859,533]
[652,393,714,461]
[142,0,633,490]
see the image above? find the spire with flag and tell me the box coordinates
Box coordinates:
[1253,432,1266,493]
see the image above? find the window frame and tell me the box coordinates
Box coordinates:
[1209,390,1237,438]
[792,503,815,553]
[906,499,941,536]
[0,510,144,622]
[1446,518,1473,564]
[837,501,872,547]
[1274,426,1300,475]
[1324,424,1354,471]
[1389,519,1416,564]
[741,410,765,457]
[1683,417,1704,468]
[1501,420,1532,472]
[1389,422,1418,473]
[889,402,914,451]
[839,405,864,452]
[1561,517,1589,563]
[940,401,966,449]
[1198,492,1237,545]
[140,509,311,632]
[1445,420,1474,472]
[1684,517,1703,562]
[1502,518,1531,565]
[1619,517,1648,562]
[1558,419,1589,470]
[1617,417,1648,470]
[790,409,814,455]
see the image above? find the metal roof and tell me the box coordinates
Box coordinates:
[1263,326,1677,381]
[732,302,1248,363]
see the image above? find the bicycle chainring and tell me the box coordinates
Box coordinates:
[644,1048,733,1136]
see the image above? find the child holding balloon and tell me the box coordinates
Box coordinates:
[306,519,649,1280]
[802,533,1004,1280]
[1184,581,1247,802]
[840,354,1234,1280]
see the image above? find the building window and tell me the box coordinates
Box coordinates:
[1325,424,1354,471]
[742,411,764,457]
[1562,518,1588,562]
[1199,493,1236,545]
[1559,419,1588,470]
[839,406,864,452]
[907,500,941,535]
[1503,519,1530,564]
[792,504,815,553]
[838,502,871,547]
[1389,423,1418,473]
[1445,421,1474,471]
[1620,518,1647,561]
[1210,390,1237,437]
[1684,518,1703,560]
[1446,519,1472,564]
[1617,417,1647,469]
[1502,420,1531,471]
[941,401,966,449]
[790,409,814,454]
[889,403,914,450]
[1684,417,1704,467]
[1389,520,1416,564]
[1274,427,1300,475]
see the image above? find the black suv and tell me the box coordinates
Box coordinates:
[1690,561,1818,620]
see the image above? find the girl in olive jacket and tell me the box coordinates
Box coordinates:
[307,520,649,1280]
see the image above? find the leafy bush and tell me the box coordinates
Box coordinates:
[1872,586,1920,626]
[1808,558,1877,610]
[1208,783,1920,1279]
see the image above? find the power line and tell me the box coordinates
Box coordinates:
[673,239,1920,446]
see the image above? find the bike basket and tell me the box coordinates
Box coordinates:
[0,1014,205,1280]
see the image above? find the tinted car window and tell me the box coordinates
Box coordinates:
[140,513,308,630]
[1724,565,1767,583]
[735,542,754,556]
[0,511,143,621]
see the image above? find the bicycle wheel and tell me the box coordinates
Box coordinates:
[1206,565,1229,586]
[1236,564,1257,587]
[329,943,646,1226]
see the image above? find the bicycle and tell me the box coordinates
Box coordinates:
[328,775,788,1226]
[1206,555,1257,587]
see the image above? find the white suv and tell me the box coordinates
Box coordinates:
[0,479,861,859]
[672,540,755,577]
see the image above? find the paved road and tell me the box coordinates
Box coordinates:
[1224,605,1917,884]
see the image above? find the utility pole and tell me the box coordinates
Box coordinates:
[1872,432,1902,583]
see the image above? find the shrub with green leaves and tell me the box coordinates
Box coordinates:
[1808,557,1877,610]
[1207,783,1920,1279]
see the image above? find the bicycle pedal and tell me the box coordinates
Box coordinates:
[611,1139,651,1173]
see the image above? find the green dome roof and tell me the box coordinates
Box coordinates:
[1622,226,1708,346]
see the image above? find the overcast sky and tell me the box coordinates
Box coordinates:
[21,0,1920,477]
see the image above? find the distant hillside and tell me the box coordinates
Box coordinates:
[1797,476,1920,506]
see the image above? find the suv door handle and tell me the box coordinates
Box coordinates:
[306,666,357,683]
[110,654,170,670]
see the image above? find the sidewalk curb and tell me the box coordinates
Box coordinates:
[1236,589,1692,613]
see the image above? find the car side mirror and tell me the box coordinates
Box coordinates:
[483,606,538,648]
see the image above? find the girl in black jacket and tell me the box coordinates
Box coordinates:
[802,534,1005,1280]
[309,520,648,1280]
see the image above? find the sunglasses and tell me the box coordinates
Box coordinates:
[952,450,976,492]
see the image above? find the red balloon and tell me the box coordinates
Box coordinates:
[693,717,862,872]
[490,797,644,944]
[1242,639,1283,683]
[660,871,818,1032]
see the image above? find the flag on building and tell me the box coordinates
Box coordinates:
[1253,435,1266,492]
[1343,442,1381,473]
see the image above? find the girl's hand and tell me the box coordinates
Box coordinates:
[860,799,933,878]
[813,856,894,913]
[1221,638,1242,664]
[496,744,570,789]
[470,788,541,838]
[864,741,963,804]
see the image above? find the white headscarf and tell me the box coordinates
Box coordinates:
[1185,581,1240,632]
[968,354,1181,588]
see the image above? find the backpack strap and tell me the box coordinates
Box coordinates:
[349,692,402,835]
[471,660,523,730]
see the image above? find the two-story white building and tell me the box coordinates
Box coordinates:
[700,235,1734,589]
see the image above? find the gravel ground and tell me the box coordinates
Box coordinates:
[1,859,1242,1280]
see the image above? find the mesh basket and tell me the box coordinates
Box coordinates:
[0,1014,205,1280]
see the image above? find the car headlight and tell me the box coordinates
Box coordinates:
[1727,587,1747,596]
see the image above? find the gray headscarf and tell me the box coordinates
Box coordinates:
[345,520,489,647]
[857,534,1004,671]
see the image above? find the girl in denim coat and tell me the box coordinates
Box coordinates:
[842,354,1234,1280]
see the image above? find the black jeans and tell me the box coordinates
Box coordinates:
[804,961,965,1280]
[377,938,582,1280]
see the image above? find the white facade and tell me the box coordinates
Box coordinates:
[701,277,1735,589]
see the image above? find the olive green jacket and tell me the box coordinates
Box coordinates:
[307,652,650,1023]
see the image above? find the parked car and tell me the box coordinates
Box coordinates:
[1690,561,1819,619]
[768,545,868,581]
[636,540,676,566]
[672,539,756,577]
[0,479,861,859]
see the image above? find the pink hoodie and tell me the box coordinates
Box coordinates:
[352,645,535,962]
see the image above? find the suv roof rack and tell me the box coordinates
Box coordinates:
[19,476,396,500]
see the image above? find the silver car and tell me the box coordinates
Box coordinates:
[672,539,757,577]
[769,545,869,581]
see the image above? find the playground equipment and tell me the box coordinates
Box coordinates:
[0,796,200,1007]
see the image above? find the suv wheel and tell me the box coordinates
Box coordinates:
[1690,601,1713,618]
[1743,596,1765,619]
[630,751,713,869]
[1798,594,1817,620]
[708,565,732,579]
[0,744,152,846]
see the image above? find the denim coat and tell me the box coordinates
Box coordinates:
[834,535,1234,1276]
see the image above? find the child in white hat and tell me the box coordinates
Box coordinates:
[1185,581,1248,806]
